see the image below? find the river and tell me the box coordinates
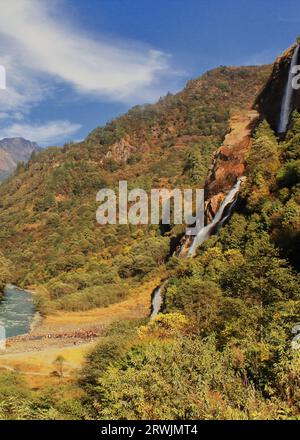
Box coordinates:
[0,284,35,339]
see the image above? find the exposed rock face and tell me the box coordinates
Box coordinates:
[255,44,300,132]
[205,110,258,220]
[0,137,39,181]
[204,43,300,221]
[177,110,257,255]
[105,136,137,163]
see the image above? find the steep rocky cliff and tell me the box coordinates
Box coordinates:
[205,110,258,221]
[255,43,300,132]
[204,43,300,221]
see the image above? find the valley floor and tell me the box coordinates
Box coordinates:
[0,279,158,388]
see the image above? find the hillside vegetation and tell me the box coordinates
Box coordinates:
[75,115,300,420]
[1,62,299,420]
[0,65,270,313]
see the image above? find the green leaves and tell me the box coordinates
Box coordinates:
[0,252,13,292]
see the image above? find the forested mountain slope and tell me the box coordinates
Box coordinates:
[0,45,300,420]
[79,113,300,420]
[0,65,271,313]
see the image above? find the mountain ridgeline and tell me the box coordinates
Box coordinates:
[0,46,300,419]
[0,137,39,181]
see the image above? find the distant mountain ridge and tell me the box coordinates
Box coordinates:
[0,137,39,181]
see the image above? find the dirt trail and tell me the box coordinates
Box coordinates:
[0,362,71,377]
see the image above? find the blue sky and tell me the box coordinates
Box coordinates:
[0,0,299,146]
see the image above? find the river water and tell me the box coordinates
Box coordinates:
[0,284,35,338]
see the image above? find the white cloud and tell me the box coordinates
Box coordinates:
[0,120,82,146]
[0,52,48,118]
[0,0,172,105]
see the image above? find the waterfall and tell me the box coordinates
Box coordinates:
[187,177,243,256]
[150,286,163,318]
[150,177,244,318]
[278,44,300,134]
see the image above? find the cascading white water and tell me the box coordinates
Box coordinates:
[150,177,244,318]
[278,44,300,134]
[187,178,243,256]
[150,286,163,318]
